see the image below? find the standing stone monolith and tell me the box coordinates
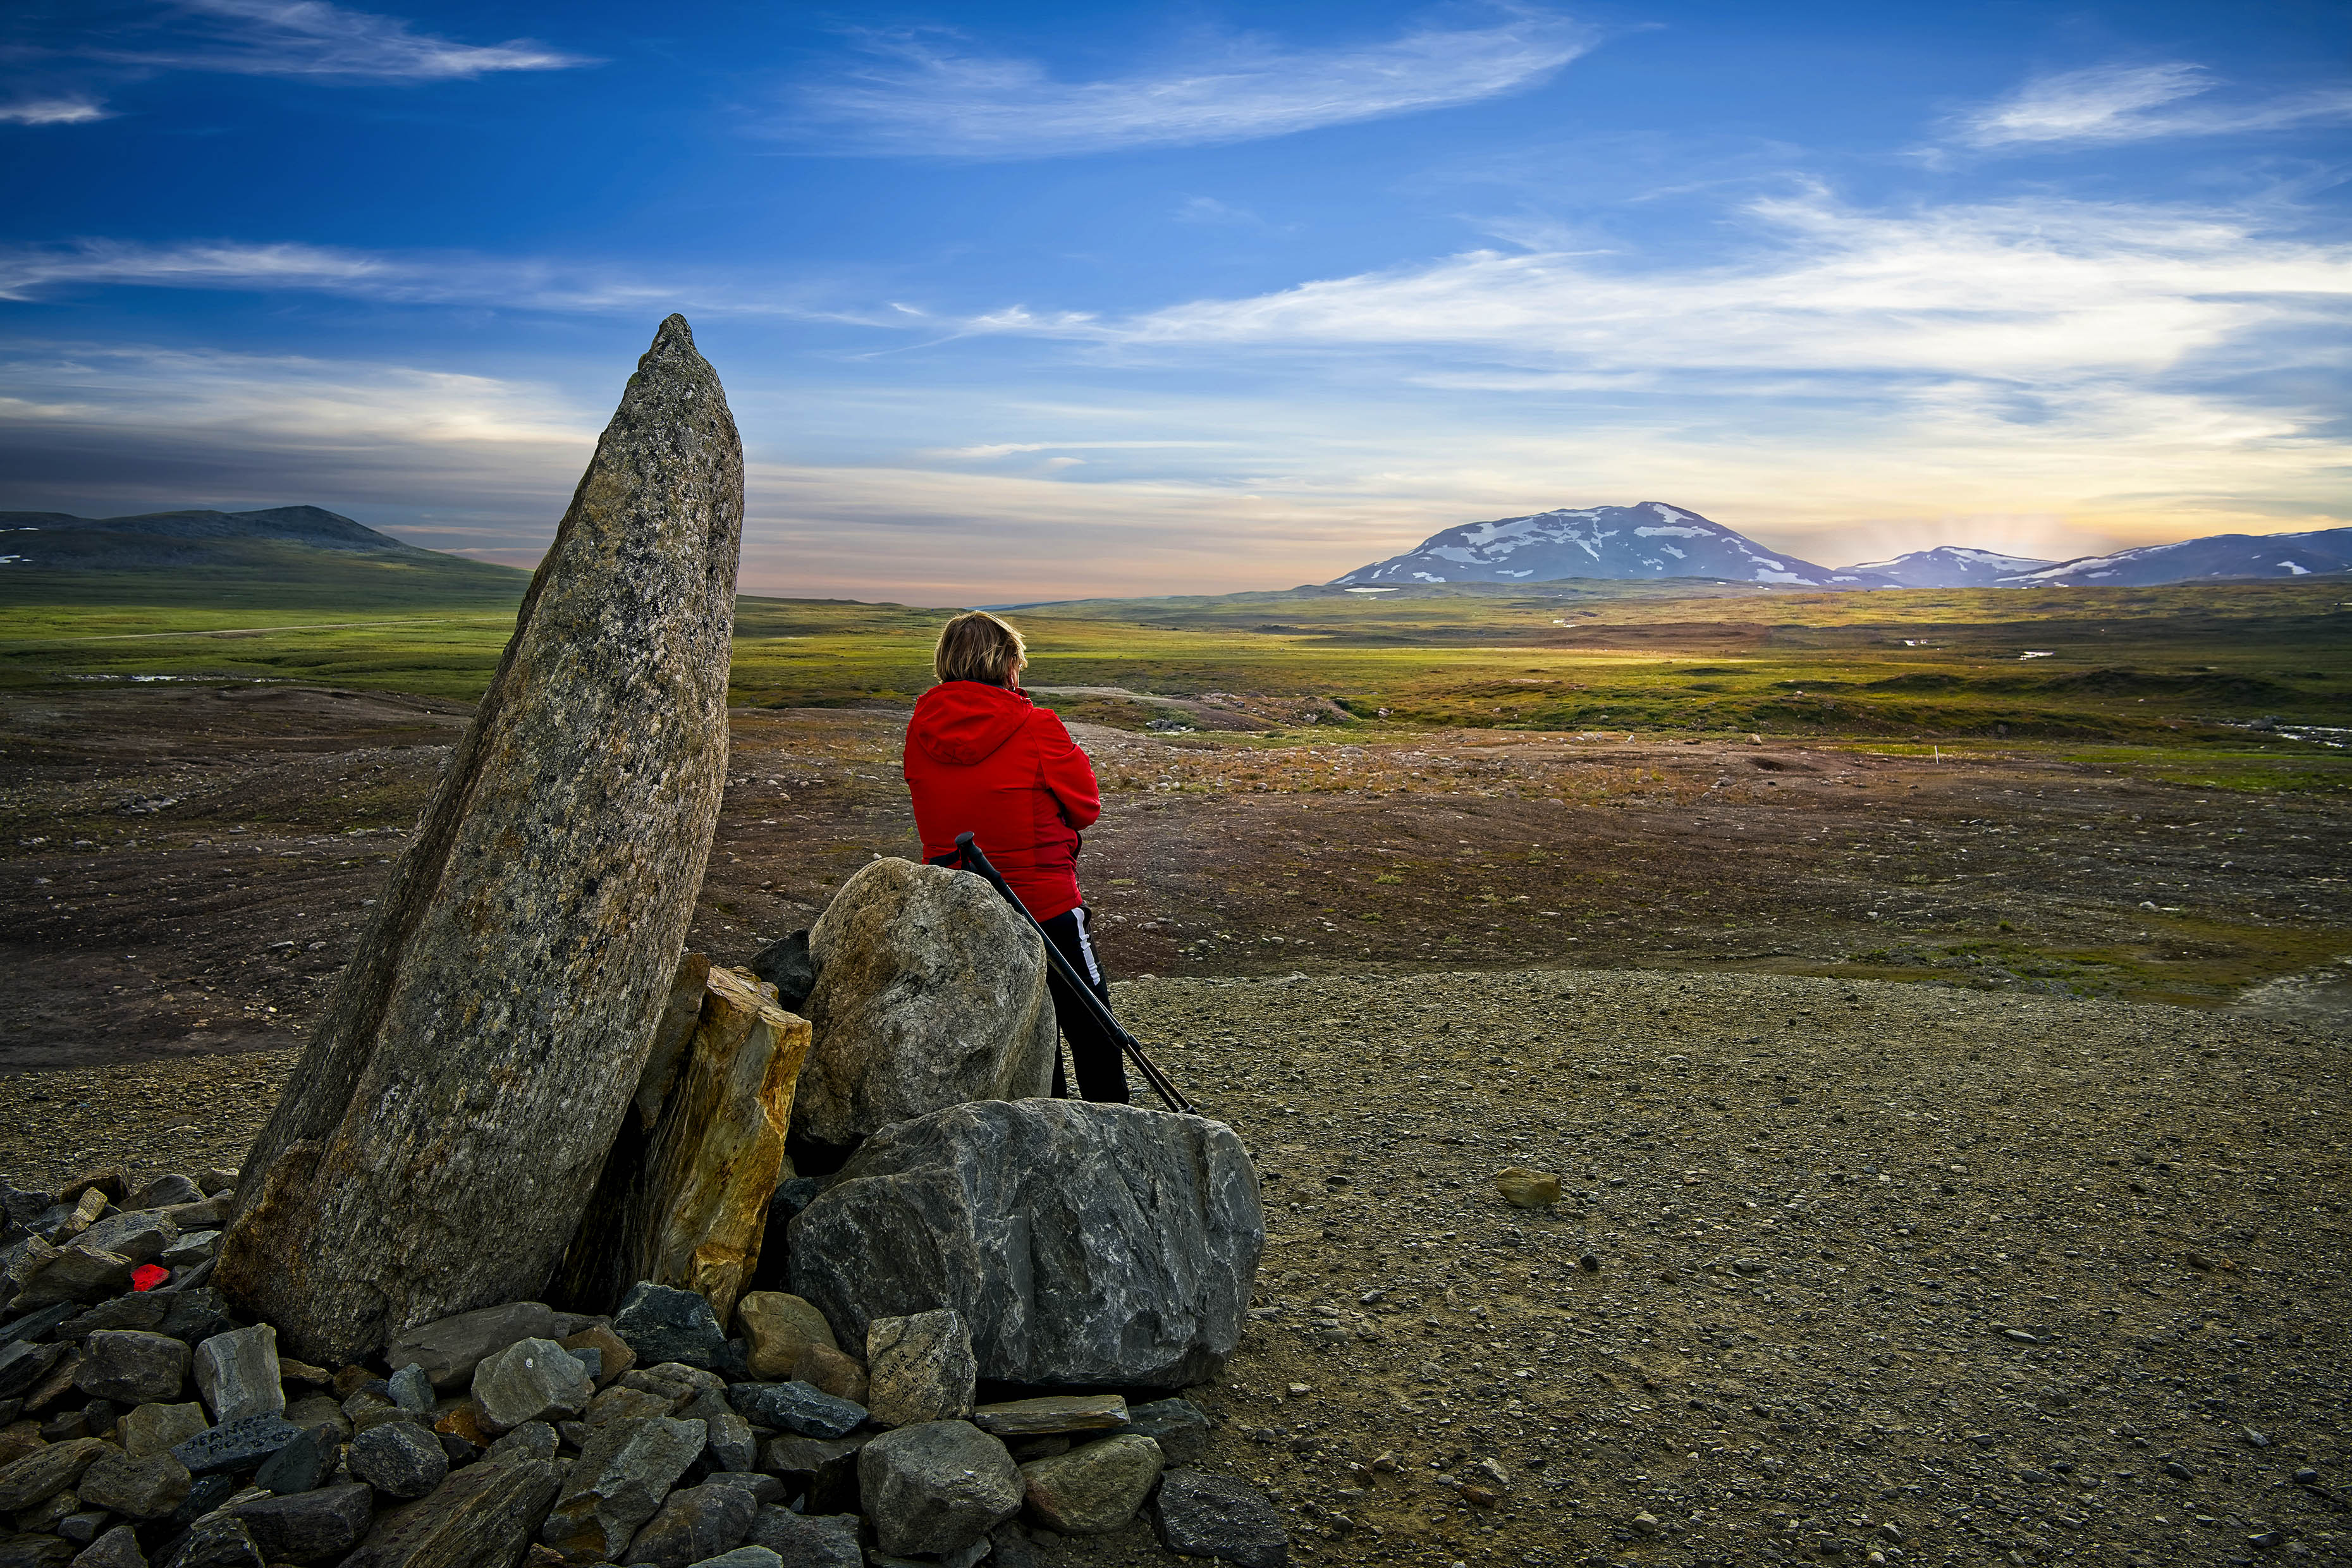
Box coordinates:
[214,314,745,1367]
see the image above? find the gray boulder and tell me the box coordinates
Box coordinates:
[791,860,1055,1148]
[855,1421,1020,1559]
[619,1483,757,1567]
[1152,1469,1286,1568]
[193,1325,283,1424]
[788,1100,1263,1388]
[471,1338,592,1433]
[351,1422,449,1500]
[742,1510,858,1568]
[386,1303,556,1391]
[344,1455,563,1568]
[76,1332,190,1406]
[230,1481,374,1563]
[537,1415,706,1562]
[862,1309,974,1430]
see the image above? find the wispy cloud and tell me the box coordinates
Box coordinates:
[1952,61,2352,149]
[0,95,112,125]
[121,0,592,81]
[789,7,1595,158]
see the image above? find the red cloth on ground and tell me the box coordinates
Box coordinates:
[903,680,1101,920]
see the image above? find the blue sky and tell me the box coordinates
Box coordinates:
[3,0,2347,601]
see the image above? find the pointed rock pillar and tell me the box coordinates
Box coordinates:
[215,315,745,1366]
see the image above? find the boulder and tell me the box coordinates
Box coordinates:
[117,1405,207,1461]
[470,1340,592,1435]
[968,1396,1127,1438]
[742,1510,857,1568]
[75,1333,190,1406]
[387,1304,558,1392]
[75,1449,192,1519]
[192,1327,282,1424]
[1152,1469,1287,1568]
[68,1525,143,1568]
[785,1345,864,1408]
[617,1483,756,1567]
[213,315,745,1370]
[732,1296,833,1383]
[1018,1434,1161,1534]
[725,1383,862,1440]
[790,860,1057,1149]
[536,1416,705,1562]
[788,1101,1262,1388]
[862,1311,972,1430]
[351,1423,448,1500]
[855,1421,1020,1559]
[1127,1399,1211,1466]
[0,1436,111,1512]
[230,1481,373,1563]
[345,1456,564,1568]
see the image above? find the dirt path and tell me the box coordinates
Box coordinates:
[3,968,2343,1567]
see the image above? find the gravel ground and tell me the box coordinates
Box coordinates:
[4,965,2343,1568]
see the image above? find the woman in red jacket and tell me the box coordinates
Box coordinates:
[903,611,1128,1103]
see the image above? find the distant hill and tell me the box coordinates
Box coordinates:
[1999,527,2352,587]
[1333,502,1856,587]
[0,505,533,609]
[1841,546,2055,587]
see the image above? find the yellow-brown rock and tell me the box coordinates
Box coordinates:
[735,1293,839,1381]
[1493,1168,1562,1208]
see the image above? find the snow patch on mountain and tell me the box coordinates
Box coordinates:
[1333,502,1842,587]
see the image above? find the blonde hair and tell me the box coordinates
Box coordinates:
[933,611,1027,686]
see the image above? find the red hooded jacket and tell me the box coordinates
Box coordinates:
[903,681,1101,921]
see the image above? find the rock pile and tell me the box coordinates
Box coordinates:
[0,1166,1288,1567]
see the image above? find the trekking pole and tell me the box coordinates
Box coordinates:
[953,831,1194,1115]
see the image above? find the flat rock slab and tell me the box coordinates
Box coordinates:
[1153,1469,1287,1568]
[788,1100,1263,1388]
[792,859,1057,1148]
[968,1396,1127,1438]
[538,1415,706,1563]
[173,1414,303,1476]
[388,1304,556,1392]
[0,1438,111,1512]
[345,1456,564,1568]
[725,1382,863,1440]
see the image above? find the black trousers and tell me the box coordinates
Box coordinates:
[1038,906,1130,1105]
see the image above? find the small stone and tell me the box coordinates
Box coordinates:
[725,1383,862,1440]
[76,1333,191,1407]
[192,1327,283,1425]
[1878,1522,1906,1543]
[0,1436,111,1512]
[683,1552,778,1568]
[857,1421,1022,1559]
[230,1481,373,1564]
[2244,1427,2271,1449]
[1632,1510,1662,1534]
[70,1524,144,1568]
[704,1412,756,1474]
[1126,1399,1210,1466]
[742,1509,858,1568]
[586,1386,671,1429]
[162,1472,236,1532]
[731,1297,835,1385]
[1492,1168,1561,1208]
[1019,1433,1163,1534]
[160,1511,264,1568]
[786,1346,865,1408]
[472,1340,594,1435]
[697,1473,783,1508]
[191,1173,236,1199]
[1151,1469,1285,1568]
[172,1414,302,1476]
[350,1422,448,1500]
[537,1415,707,1563]
[969,1396,1127,1438]
[0,1342,69,1400]
[754,1436,867,1515]
[613,1287,733,1378]
[485,1422,558,1466]
[386,1303,558,1392]
[345,1455,563,1568]
[559,1327,634,1388]
[386,1366,434,1414]
[254,1426,340,1495]
[862,1311,972,1430]
[2164,1461,2193,1480]
[18,1483,82,1531]
[620,1483,758,1567]
[157,1232,216,1271]
[78,1449,193,1518]
[62,1510,110,1545]
[2294,1467,2322,1486]
[1577,1253,1602,1273]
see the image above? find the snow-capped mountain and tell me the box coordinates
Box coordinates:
[1841,546,2056,588]
[1333,502,1846,587]
[1997,527,2352,587]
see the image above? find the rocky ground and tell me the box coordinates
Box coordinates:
[3,685,2348,1566]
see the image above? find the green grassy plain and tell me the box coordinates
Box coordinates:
[3,568,2346,790]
